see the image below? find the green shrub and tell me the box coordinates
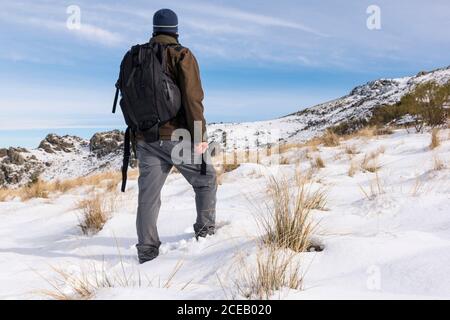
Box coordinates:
[332,81,449,135]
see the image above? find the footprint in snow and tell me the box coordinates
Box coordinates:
[159,220,231,255]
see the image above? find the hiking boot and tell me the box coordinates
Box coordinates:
[136,244,159,264]
[194,225,215,240]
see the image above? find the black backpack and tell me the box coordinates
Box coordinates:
[112,41,182,191]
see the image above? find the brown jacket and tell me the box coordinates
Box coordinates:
[151,34,207,141]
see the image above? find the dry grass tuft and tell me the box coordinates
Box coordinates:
[127,169,139,180]
[344,145,359,155]
[41,258,186,300]
[359,173,385,200]
[361,158,381,173]
[313,156,325,169]
[216,163,240,185]
[41,262,136,300]
[258,174,325,253]
[235,246,302,300]
[374,127,394,136]
[222,163,241,173]
[430,128,441,150]
[433,155,445,171]
[4,171,124,202]
[354,127,376,139]
[348,161,358,177]
[105,179,120,193]
[42,267,96,300]
[22,180,50,201]
[360,148,384,173]
[410,176,425,197]
[320,130,340,147]
[280,156,290,165]
[344,126,392,140]
[0,188,15,202]
[77,193,115,235]
[278,143,302,154]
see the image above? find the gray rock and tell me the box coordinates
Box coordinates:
[38,134,83,153]
[0,147,44,186]
[90,130,124,158]
[6,148,25,165]
[0,169,5,186]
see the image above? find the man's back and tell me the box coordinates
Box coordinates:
[146,34,207,142]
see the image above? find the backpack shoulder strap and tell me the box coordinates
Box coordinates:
[112,84,119,113]
[171,44,185,52]
[112,45,140,113]
[121,127,132,192]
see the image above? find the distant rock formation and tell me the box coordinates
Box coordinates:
[0,130,125,188]
[38,134,87,154]
[0,147,44,186]
[90,130,124,158]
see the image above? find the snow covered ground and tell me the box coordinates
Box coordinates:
[0,128,449,300]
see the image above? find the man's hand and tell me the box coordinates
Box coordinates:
[194,142,209,154]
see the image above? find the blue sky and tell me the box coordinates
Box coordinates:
[0,0,449,147]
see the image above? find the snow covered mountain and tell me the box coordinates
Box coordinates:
[208,66,450,148]
[1,66,450,187]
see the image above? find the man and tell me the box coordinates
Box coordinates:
[135,9,217,264]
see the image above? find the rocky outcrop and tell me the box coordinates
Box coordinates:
[0,147,44,186]
[90,130,124,158]
[38,134,86,154]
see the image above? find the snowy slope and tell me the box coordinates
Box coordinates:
[0,128,449,299]
[208,66,450,149]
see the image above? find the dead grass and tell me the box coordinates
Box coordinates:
[22,180,50,200]
[359,173,385,200]
[280,156,290,165]
[344,145,360,155]
[41,264,136,300]
[360,148,384,173]
[430,128,441,150]
[341,126,381,140]
[313,156,325,169]
[278,143,303,154]
[216,163,240,185]
[77,193,116,235]
[223,163,241,173]
[127,169,139,180]
[2,171,124,202]
[0,188,15,202]
[410,176,425,197]
[257,174,325,253]
[353,127,376,139]
[41,258,186,300]
[319,130,340,147]
[234,246,303,300]
[375,127,394,136]
[348,161,358,177]
[296,174,328,211]
[433,155,445,171]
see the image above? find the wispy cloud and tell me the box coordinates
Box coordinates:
[72,24,123,46]
[0,4,123,47]
[176,1,328,37]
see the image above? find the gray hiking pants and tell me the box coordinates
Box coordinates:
[135,140,217,262]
